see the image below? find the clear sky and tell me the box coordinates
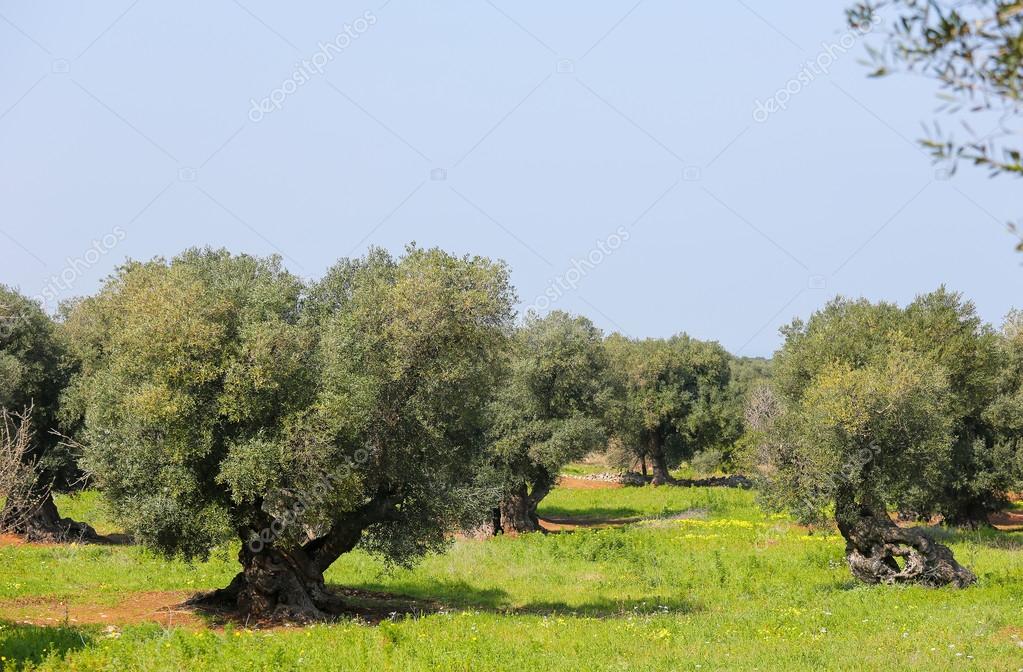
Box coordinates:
[1,1,1019,356]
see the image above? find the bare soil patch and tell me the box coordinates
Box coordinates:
[556,476,621,490]
[0,587,454,630]
[989,509,1023,531]
[0,533,60,548]
[0,591,202,629]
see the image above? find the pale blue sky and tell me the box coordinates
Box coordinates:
[1,1,1019,356]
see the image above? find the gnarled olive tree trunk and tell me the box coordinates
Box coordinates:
[835,493,975,588]
[498,479,553,534]
[0,491,103,543]
[193,544,346,623]
[648,434,673,486]
[0,409,103,543]
[189,497,397,622]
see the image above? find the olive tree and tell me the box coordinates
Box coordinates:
[0,286,97,541]
[486,311,608,534]
[985,310,1023,485]
[67,246,514,621]
[604,334,731,485]
[712,356,772,472]
[759,348,976,587]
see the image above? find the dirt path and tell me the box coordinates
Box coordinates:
[0,591,203,629]
[989,510,1023,531]
[555,476,621,490]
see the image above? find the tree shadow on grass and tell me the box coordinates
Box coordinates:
[325,579,700,620]
[0,620,92,669]
[536,507,646,521]
[918,525,1023,551]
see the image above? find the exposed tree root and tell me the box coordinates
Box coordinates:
[837,498,976,588]
[188,546,347,623]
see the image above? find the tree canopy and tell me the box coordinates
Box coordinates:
[0,285,67,471]
[772,288,1009,526]
[65,246,515,620]
[604,334,731,484]
[0,286,94,540]
[486,311,609,533]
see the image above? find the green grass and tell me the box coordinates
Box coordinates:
[50,491,120,537]
[1,488,1021,670]
[539,483,755,521]
[558,462,612,477]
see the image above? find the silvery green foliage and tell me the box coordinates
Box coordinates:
[603,333,732,469]
[849,1,1023,182]
[66,246,514,566]
[765,288,1014,524]
[0,286,74,488]
[488,311,610,498]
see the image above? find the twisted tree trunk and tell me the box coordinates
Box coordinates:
[192,545,345,622]
[0,409,103,543]
[189,496,398,622]
[498,478,553,534]
[648,434,673,486]
[835,493,975,588]
[0,491,103,543]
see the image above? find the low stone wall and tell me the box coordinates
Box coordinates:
[571,472,753,489]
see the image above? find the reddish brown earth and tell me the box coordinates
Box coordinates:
[0,533,60,548]
[555,476,622,490]
[0,591,203,629]
[0,587,450,630]
[989,509,1023,531]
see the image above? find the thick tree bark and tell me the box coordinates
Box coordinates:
[190,495,399,622]
[0,491,103,543]
[190,545,345,623]
[648,435,673,486]
[499,482,539,534]
[498,478,553,535]
[835,494,975,588]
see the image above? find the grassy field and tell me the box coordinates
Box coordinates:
[1,484,1021,671]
